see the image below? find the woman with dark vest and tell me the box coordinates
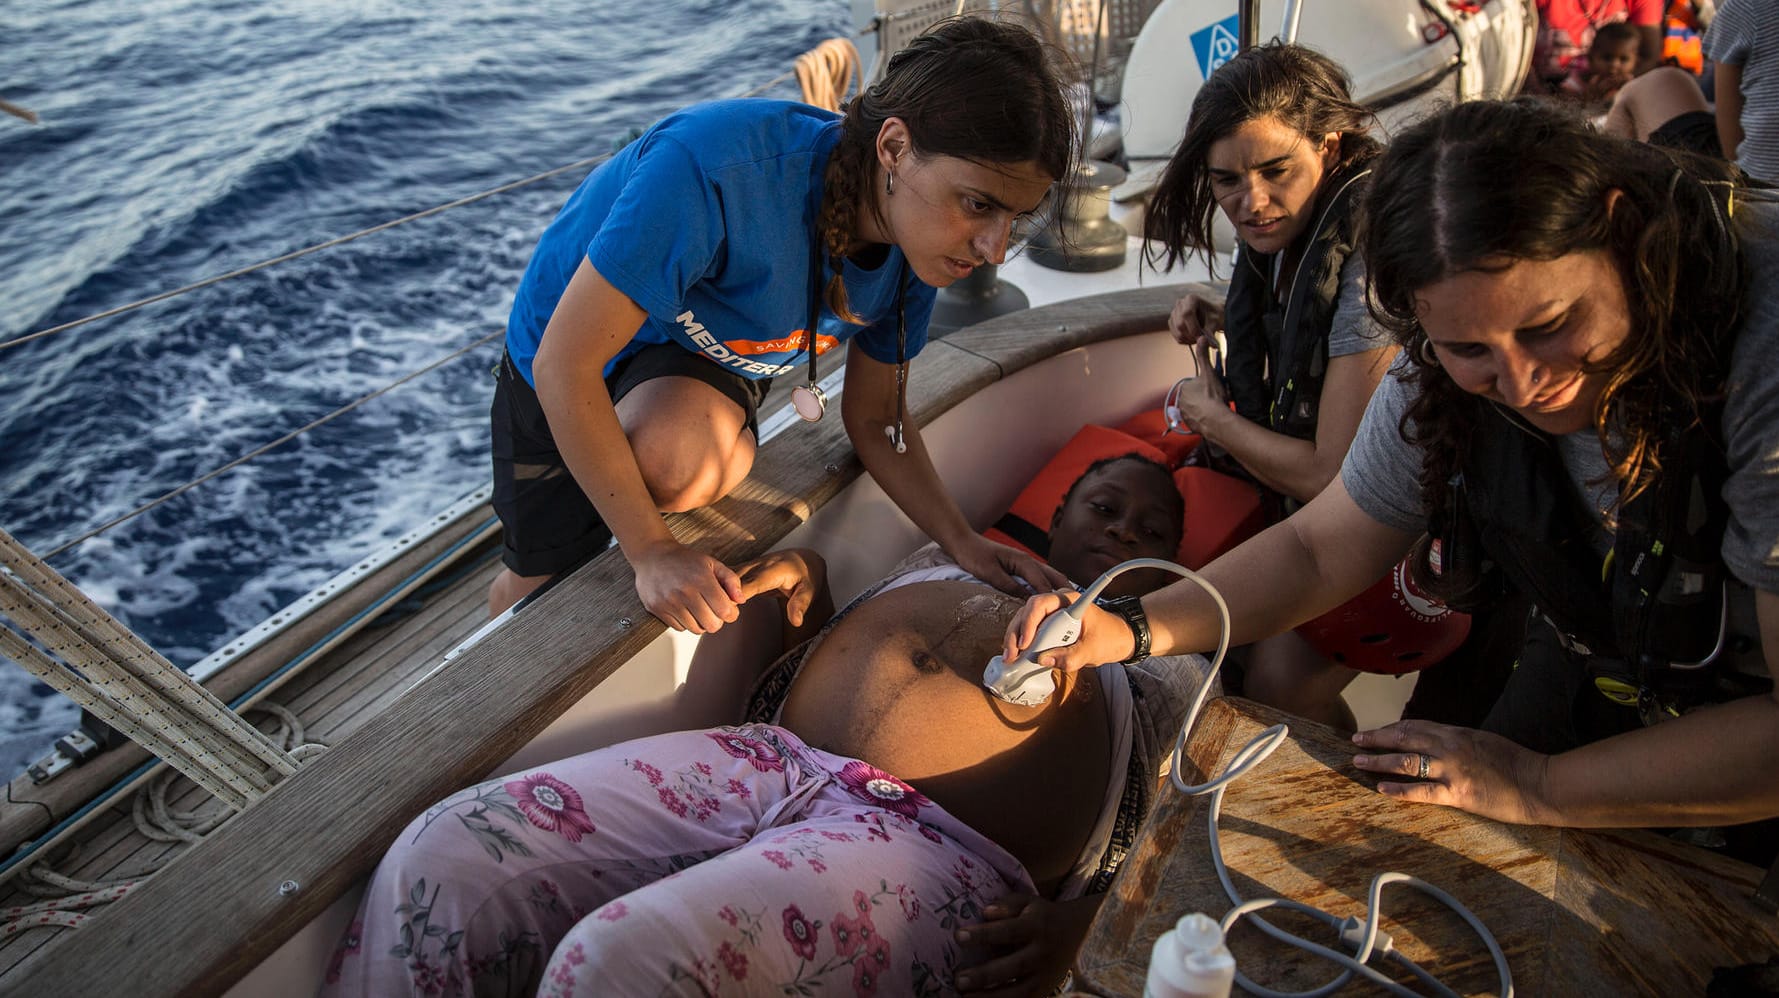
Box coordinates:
[1143,44,1400,726]
[1007,99,1779,859]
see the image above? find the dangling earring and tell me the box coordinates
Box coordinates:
[885,170,895,196]
[1416,335,1440,367]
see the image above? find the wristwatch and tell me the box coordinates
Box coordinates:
[1094,595,1152,664]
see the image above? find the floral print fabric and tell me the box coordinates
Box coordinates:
[322,724,1031,997]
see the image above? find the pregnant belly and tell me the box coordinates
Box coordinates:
[779,581,1112,888]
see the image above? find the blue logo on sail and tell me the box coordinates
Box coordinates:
[1190,14,1242,80]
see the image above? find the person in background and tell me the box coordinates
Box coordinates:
[1529,0,1664,93]
[1562,20,1640,111]
[1659,0,1713,80]
[1141,43,1398,727]
[1007,99,1779,860]
[1704,0,1779,185]
[324,454,1211,997]
[1603,63,1721,154]
[487,16,1077,625]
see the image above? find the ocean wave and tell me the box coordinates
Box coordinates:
[0,0,851,774]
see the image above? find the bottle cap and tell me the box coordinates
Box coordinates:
[1174,913,1224,954]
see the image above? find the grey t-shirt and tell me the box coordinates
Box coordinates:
[1328,252,1393,358]
[1340,194,1779,598]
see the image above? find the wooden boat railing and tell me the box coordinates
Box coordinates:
[9,284,1196,997]
[0,495,500,860]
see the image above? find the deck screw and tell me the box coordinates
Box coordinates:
[1057,324,1068,333]
[618,617,634,629]
[824,463,839,474]
[278,880,299,897]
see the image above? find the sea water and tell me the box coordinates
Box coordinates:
[0,0,851,775]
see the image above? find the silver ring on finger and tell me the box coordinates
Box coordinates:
[1416,753,1431,780]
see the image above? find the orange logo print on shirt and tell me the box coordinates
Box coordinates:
[726,330,842,357]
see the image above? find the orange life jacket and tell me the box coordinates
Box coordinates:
[1664,13,1704,75]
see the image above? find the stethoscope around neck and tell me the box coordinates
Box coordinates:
[790,239,910,454]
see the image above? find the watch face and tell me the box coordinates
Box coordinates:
[790,384,827,422]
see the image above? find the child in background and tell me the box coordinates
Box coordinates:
[1564,21,1640,108]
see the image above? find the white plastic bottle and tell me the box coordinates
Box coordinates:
[1143,912,1236,998]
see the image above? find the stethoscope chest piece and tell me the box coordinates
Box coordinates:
[790,382,828,422]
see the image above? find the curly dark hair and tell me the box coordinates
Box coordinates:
[814,15,1078,321]
[1143,42,1381,274]
[1360,99,1746,595]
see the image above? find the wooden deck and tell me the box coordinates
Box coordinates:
[1075,697,1779,996]
[0,535,505,979]
[0,284,1196,996]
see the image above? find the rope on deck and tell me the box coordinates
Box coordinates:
[1,530,296,805]
[0,703,324,941]
[795,38,861,112]
[0,538,329,942]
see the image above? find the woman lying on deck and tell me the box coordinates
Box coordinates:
[324,453,1212,997]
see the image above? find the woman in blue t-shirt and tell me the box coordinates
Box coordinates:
[489,16,1077,629]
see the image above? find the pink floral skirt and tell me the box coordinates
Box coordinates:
[321,724,1033,997]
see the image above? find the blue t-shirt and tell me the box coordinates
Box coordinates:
[504,99,936,387]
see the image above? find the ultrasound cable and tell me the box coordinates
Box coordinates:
[997,558,1513,997]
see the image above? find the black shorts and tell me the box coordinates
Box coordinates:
[489,343,771,577]
[1649,109,1724,159]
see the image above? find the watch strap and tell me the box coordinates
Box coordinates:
[1095,594,1152,664]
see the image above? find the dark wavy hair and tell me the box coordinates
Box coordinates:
[815,16,1078,321]
[1360,99,1746,594]
[1144,42,1381,273]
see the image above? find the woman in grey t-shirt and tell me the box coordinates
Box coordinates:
[1007,100,1779,848]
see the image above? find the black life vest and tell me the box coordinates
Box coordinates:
[1436,180,1759,713]
[1222,157,1375,443]
[1442,393,1752,712]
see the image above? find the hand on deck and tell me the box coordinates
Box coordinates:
[954,533,1071,597]
[633,540,744,634]
[1001,590,1132,674]
[733,548,827,626]
[953,893,1101,996]
[1352,719,1555,825]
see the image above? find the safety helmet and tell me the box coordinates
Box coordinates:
[1296,559,1471,675]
